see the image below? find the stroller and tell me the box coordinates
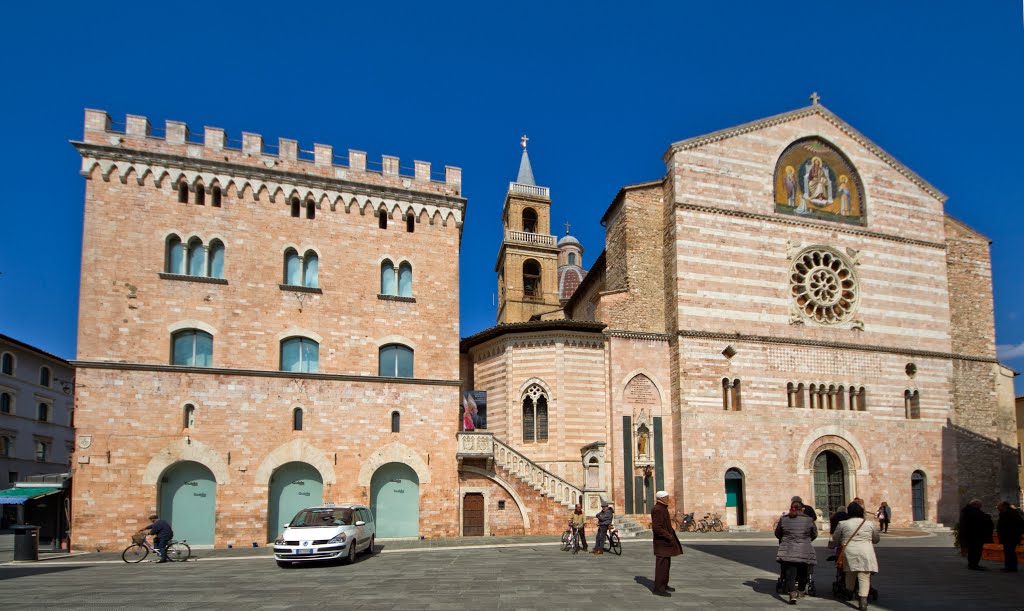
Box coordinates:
[827,552,879,602]
[774,564,816,597]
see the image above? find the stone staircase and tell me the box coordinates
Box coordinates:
[913,521,952,532]
[613,514,651,538]
[457,432,582,509]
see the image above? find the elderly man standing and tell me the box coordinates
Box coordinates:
[593,500,614,555]
[651,490,683,597]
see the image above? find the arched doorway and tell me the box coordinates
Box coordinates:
[370,462,420,538]
[159,461,216,545]
[725,468,745,527]
[911,471,927,521]
[812,451,846,518]
[267,462,324,541]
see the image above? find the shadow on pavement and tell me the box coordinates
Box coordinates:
[0,565,86,581]
[633,575,655,592]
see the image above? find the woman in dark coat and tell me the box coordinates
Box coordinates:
[775,501,818,605]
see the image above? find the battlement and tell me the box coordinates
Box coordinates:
[81,109,462,197]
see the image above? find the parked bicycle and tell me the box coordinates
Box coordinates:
[674,511,697,532]
[560,526,586,554]
[122,533,192,563]
[697,512,725,533]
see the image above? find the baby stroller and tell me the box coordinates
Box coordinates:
[774,565,816,597]
[827,552,879,602]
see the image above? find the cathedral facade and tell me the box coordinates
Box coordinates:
[458,101,1018,533]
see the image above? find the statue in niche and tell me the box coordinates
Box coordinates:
[803,156,833,206]
[636,424,651,460]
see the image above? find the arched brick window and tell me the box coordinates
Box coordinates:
[521,384,548,442]
[522,208,537,233]
[523,259,541,297]
[293,407,304,431]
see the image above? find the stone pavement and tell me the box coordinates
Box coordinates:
[0,532,1020,609]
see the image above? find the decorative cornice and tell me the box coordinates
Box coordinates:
[461,320,608,352]
[675,203,946,250]
[71,360,463,386]
[676,330,997,364]
[663,104,947,204]
[608,330,671,341]
[73,142,465,226]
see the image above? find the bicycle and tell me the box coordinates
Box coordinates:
[673,511,697,532]
[601,526,622,555]
[122,533,192,563]
[560,526,585,554]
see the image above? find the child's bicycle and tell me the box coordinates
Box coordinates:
[122,532,192,563]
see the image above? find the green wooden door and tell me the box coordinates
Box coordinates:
[268,462,324,541]
[370,462,419,538]
[812,451,845,518]
[159,461,216,545]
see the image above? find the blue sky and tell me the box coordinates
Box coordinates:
[1,2,1022,392]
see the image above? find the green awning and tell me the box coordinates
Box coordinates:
[0,487,62,505]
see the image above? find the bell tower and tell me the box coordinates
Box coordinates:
[496,137,562,323]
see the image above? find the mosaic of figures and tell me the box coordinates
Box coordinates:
[774,138,865,225]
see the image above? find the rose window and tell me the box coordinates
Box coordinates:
[790,248,858,325]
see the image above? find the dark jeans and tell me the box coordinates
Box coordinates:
[1004,543,1018,571]
[879,520,889,533]
[654,556,672,592]
[966,541,984,568]
[595,525,609,550]
[780,561,809,593]
[155,536,170,562]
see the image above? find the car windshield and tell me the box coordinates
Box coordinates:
[289,508,354,527]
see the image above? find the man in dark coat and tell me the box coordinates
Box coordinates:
[959,499,994,570]
[651,490,683,597]
[139,513,174,563]
[996,501,1023,572]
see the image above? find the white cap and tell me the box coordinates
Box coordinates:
[656,491,669,499]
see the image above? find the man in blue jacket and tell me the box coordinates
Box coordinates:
[139,514,174,563]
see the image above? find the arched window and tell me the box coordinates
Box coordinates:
[391,411,400,433]
[195,184,206,206]
[378,344,413,378]
[723,378,741,410]
[290,197,301,218]
[522,208,537,233]
[1,353,12,375]
[303,251,319,288]
[380,260,396,295]
[568,252,577,266]
[306,200,315,220]
[905,390,920,419]
[406,213,415,233]
[293,407,303,431]
[211,186,222,207]
[786,382,795,407]
[187,238,205,277]
[827,385,838,410]
[856,386,867,411]
[398,262,413,297]
[207,240,225,279]
[39,366,50,387]
[172,329,213,367]
[165,235,185,274]
[521,384,549,442]
[379,210,388,229]
[281,337,319,373]
[795,383,805,408]
[183,404,195,429]
[35,440,48,462]
[0,392,11,413]
[178,182,188,203]
[523,259,541,297]
[37,402,49,422]
[284,249,301,286]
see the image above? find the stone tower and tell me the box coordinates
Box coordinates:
[495,139,562,323]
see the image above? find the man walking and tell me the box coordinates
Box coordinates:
[593,501,613,555]
[139,513,174,563]
[651,490,683,597]
[959,499,994,570]
[996,501,1023,573]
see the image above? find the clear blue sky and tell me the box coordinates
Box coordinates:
[1,2,1022,392]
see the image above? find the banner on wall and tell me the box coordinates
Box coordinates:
[460,390,487,431]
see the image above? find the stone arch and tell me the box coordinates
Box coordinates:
[253,438,336,485]
[796,426,869,474]
[617,369,667,410]
[357,442,431,486]
[517,377,553,399]
[141,438,230,485]
[461,465,532,531]
[167,319,218,336]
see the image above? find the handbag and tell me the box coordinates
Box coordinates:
[836,518,866,571]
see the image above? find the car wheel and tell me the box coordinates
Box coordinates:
[364,536,375,555]
[346,543,358,564]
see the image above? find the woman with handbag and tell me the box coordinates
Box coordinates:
[774,500,817,605]
[832,502,880,610]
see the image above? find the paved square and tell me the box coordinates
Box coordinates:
[0,534,1019,609]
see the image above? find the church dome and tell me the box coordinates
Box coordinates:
[558,266,586,301]
[557,234,581,248]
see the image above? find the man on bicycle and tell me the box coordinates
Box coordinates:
[569,504,588,551]
[138,513,173,563]
[593,500,613,555]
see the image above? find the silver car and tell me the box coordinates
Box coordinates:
[273,504,376,567]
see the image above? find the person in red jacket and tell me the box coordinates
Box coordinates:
[651,491,683,597]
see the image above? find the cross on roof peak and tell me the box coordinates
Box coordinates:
[810,91,821,105]
[521,134,529,149]
[564,221,571,235]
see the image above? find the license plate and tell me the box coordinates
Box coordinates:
[302,548,314,554]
